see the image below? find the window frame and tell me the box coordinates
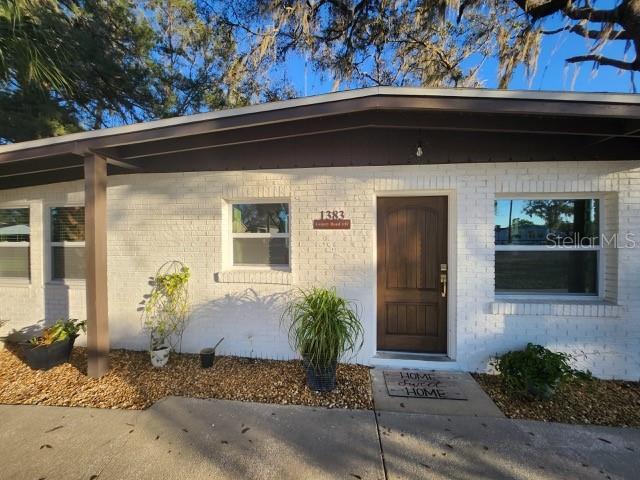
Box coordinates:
[228,199,291,270]
[47,204,86,283]
[494,193,604,300]
[0,205,31,282]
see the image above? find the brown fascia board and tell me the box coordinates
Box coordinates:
[2,88,640,165]
[0,165,84,190]
[113,111,640,162]
[0,153,84,177]
[0,128,637,190]
[0,96,378,163]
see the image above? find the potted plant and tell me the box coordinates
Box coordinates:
[21,318,86,370]
[141,261,191,367]
[148,323,172,368]
[283,288,363,392]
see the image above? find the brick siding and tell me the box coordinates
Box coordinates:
[1,161,638,379]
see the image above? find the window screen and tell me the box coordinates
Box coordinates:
[51,207,85,279]
[0,208,30,278]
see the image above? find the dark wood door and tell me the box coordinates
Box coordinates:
[377,196,448,353]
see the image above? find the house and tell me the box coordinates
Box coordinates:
[0,87,638,380]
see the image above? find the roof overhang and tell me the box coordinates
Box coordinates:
[1,87,640,190]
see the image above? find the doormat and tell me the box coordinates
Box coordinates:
[383,370,467,400]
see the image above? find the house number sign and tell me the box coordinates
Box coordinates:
[313,210,351,229]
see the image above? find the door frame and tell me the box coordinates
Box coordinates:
[373,190,457,359]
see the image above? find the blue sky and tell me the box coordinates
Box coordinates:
[277,9,637,96]
[506,29,635,92]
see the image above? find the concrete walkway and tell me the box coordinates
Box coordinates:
[1,396,638,479]
[378,411,640,479]
[0,398,382,480]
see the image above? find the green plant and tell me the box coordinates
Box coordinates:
[142,261,191,352]
[494,343,592,400]
[282,288,364,369]
[29,318,86,347]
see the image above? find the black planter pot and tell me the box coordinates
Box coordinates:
[200,348,216,368]
[303,356,337,392]
[21,336,76,370]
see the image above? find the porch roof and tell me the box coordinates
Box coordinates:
[1,86,640,190]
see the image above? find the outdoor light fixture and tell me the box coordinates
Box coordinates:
[416,142,424,158]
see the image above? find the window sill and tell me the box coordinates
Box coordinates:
[490,299,623,318]
[46,280,86,288]
[0,279,31,288]
[215,269,291,285]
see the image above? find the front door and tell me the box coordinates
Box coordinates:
[377,196,448,353]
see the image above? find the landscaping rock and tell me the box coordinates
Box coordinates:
[0,346,373,410]
[473,373,640,427]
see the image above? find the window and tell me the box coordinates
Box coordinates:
[495,198,600,296]
[231,203,289,266]
[51,207,85,280]
[0,208,30,279]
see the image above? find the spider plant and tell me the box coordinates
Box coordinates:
[283,288,363,370]
[29,318,86,347]
[20,318,85,370]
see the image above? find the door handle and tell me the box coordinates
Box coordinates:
[440,273,447,298]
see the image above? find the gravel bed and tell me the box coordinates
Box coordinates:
[0,346,373,410]
[473,373,640,427]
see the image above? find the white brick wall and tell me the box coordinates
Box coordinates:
[1,161,639,379]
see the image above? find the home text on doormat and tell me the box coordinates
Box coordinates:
[383,370,468,400]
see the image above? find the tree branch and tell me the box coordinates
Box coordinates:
[542,24,632,40]
[566,54,640,70]
[513,0,621,23]
[512,0,570,20]
[564,6,621,23]
[457,0,476,23]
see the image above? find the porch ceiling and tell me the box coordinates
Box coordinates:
[1,87,640,190]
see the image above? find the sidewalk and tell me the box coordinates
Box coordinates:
[378,411,639,479]
[0,395,638,480]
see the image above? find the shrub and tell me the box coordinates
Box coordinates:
[494,343,591,400]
